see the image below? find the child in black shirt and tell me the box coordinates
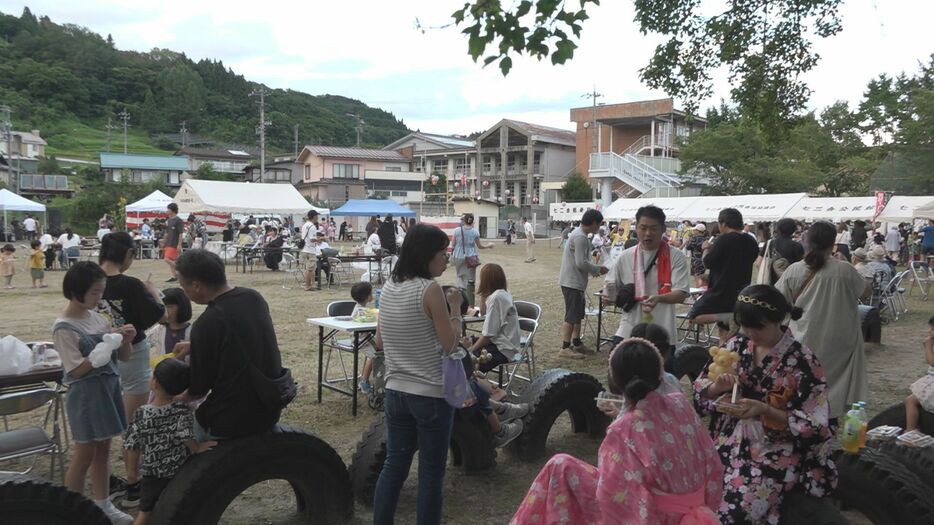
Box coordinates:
[124,359,215,524]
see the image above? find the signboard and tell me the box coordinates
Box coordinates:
[549,202,598,222]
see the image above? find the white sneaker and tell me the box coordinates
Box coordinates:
[492,419,524,448]
[96,499,134,525]
[496,402,530,423]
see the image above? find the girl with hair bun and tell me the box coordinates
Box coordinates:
[694,284,837,524]
[511,339,723,524]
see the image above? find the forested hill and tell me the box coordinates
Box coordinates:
[0,8,410,156]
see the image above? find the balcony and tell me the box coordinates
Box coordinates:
[365,170,426,182]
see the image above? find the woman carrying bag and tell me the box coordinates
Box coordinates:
[450,213,493,307]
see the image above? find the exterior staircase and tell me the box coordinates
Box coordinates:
[588,151,682,199]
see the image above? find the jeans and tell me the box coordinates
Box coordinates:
[373,390,454,525]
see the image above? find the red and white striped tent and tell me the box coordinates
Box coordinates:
[125,190,173,230]
[173,179,318,232]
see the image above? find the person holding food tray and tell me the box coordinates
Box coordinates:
[693,284,837,524]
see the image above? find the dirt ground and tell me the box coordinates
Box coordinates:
[1,239,930,524]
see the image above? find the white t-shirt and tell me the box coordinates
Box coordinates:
[58,233,82,250]
[39,233,54,251]
[523,221,534,239]
[300,221,319,255]
[23,217,37,232]
[482,289,521,360]
[605,244,691,341]
[835,231,851,245]
[367,232,381,249]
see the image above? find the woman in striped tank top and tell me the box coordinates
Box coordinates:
[372,224,465,525]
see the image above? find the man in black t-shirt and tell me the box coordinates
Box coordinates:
[689,208,760,318]
[176,249,284,440]
[163,203,184,282]
[377,214,397,255]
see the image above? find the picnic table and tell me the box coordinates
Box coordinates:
[306,316,377,417]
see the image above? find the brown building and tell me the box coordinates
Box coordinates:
[569,98,706,203]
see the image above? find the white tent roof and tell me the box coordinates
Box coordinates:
[676,193,806,222]
[126,190,173,213]
[603,196,698,221]
[173,180,317,215]
[0,188,46,212]
[878,196,934,222]
[783,196,876,222]
[914,200,934,219]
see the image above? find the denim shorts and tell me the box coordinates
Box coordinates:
[118,340,153,395]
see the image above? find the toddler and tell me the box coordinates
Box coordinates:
[353,282,380,394]
[53,261,136,524]
[1,243,15,289]
[28,239,47,288]
[124,359,215,524]
[906,315,934,432]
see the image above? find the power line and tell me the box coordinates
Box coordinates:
[180,121,189,149]
[346,113,365,148]
[117,109,130,154]
[293,124,300,158]
[250,88,271,182]
[104,117,115,152]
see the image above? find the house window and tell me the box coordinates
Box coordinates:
[333,164,360,179]
[304,165,311,181]
[384,166,402,172]
[275,171,291,181]
[168,172,180,185]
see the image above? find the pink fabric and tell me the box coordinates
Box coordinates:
[654,486,720,524]
[510,391,724,525]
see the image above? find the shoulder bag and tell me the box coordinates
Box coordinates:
[757,240,773,285]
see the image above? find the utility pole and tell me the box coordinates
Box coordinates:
[117,109,130,154]
[250,88,270,182]
[104,118,115,152]
[582,85,602,200]
[345,113,364,147]
[180,121,189,148]
[293,124,300,158]
[1,105,14,192]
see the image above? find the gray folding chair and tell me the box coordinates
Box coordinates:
[322,301,358,385]
[328,257,356,289]
[497,318,539,397]
[0,388,66,482]
[514,300,542,349]
[909,261,933,300]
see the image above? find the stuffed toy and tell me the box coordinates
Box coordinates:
[707,345,739,380]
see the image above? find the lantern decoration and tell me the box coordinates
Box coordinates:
[497,196,503,203]
[505,189,511,196]
[475,190,481,198]
[454,181,460,188]
[482,180,490,188]
[532,196,540,204]
[430,175,439,185]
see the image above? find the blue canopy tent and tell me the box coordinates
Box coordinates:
[330,199,416,217]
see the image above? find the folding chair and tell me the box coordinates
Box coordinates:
[514,300,542,350]
[322,301,358,386]
[909,261,934,300]
[0,388,66,482]
[328,257,356,289]
[497,318,539,396]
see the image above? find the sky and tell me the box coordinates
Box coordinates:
[1,0,933,136]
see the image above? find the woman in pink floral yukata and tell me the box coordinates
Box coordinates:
[511,338,723,524]
[694,284,837,524]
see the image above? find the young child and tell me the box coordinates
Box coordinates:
[53,261,136,525]
[124,359,215,524]
[353,282,380,394]
[147,287,193,363]
[1,243,15,289]
[906,315,934,432]
[28,239,47,288]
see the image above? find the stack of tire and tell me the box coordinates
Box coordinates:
[349,368,610,504]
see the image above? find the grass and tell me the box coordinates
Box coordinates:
[0,241,930,523]
[42,120,173,162]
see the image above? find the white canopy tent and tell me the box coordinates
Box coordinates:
[913,200,934,219]
[877,196,934,222]
[125,190,173,230]
[783,196,876,222]
[603,196,698,221]
[675,193,807,222]
[0,188,46,238]
[174,180,326,232]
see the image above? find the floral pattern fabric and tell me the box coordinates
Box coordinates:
[511,391,723,525]
[685,234,707,276]
[692,329,837,524]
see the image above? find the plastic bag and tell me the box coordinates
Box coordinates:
[0,335,34,375]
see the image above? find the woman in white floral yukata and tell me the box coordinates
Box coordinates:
[694,284,837,524]
[511,338,723,524]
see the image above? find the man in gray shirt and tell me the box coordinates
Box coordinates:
[558,209,608,359]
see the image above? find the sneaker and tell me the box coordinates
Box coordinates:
[573,343,595,355]
[109,474,127,497]
[558,347,585,360]
[120,481,141,509]
[359,380,372,394]
[492,419,524,448]
[496,402,530,423]
[165,277,178,283]
[97,498,134,525]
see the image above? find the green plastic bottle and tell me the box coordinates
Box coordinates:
[842,403,862,454]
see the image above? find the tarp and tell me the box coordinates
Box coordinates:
[331,199,416,217]
[915,200,934,219]
[783,196,876,222]
[126,190,173,213]
[877,196,934,222]
[0,188,46,212]
[173,180,315,215]
[603,197,697,221]
[676,193,807,222]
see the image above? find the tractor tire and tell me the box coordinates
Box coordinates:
[834,447,934,525]
[867,401,934,435]
[672,344,711,381]
[0,475,110,525]
[872,441,934,494]
[150,424,353,525]
[513,368,610,461]
[349,410,496,507]
[777,490,848,524]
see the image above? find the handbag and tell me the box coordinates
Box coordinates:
[442,348,471,408]
[614,249,660,312]
[460,227,481,268]
[757,240,773,285]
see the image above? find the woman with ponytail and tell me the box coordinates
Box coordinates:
[95,231,166,504]
[694,284,838,524]
[511,339,723,525]
[775,221,871,420]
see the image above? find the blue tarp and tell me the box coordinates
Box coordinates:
[330,199,416,217]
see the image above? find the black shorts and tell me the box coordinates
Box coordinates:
[561,286,586,324]
[140,476,173,512]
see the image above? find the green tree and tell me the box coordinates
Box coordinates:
[192,163,234,181]
[452,0,843,130]
[37,155,61,174]
[560,173,592,201]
